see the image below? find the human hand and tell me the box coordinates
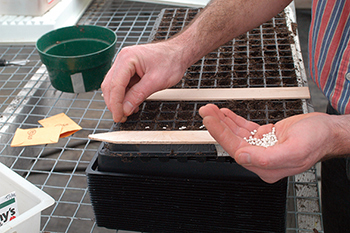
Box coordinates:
[199,104,335,183]
[101,42,187,122]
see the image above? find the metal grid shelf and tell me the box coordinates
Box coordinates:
[0,0,322,232]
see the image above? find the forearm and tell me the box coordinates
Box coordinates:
[328,114,350,158]
[168,0,293,67]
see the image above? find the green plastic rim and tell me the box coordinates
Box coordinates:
[36,25,117,93]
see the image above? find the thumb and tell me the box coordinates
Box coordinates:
[235,144,286,169]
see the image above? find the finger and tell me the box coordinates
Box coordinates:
[219,108,259,138]
[220,109,277,146]
[202,114,247,155]
[120,115,128,123]
[235,145,277,167]
[199,104,225,121]
[102,50,138,122]
[122,73,166,117]
[107,67,132,122]
[252,123,275,138]
[101,65,113,109]
[220,108,259,132]
[199,104,245,136]
[101,73,125,122]
[199,104,255,138]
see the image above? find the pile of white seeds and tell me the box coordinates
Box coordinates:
[243,127,278,148]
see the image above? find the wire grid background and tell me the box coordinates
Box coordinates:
[0,0,322,232]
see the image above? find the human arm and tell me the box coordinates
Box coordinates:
[101,0,293,122]
[199,104,350,183]
[169,0,293,66]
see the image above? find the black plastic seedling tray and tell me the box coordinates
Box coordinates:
[98,142,257,180]
[87,152,288,233]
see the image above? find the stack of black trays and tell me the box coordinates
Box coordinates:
[86,7,307,233]
[87,141,288,233]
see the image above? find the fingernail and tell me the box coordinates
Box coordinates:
[120,115,128,123]
[238,153,251,165]
[123,101,134,116]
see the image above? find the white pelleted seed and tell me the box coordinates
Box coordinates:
[244,127,278,148]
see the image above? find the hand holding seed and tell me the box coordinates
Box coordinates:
[101,42,188,123]
[199,104,335,183]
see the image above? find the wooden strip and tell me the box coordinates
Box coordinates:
[147,87,310,101]
[88,131,230,156]
[88,130,216,144]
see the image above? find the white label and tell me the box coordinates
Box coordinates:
[0,192,19,227]
[71,73,86,93]
[215,144,230,157]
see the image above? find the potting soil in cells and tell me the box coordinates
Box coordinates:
[0,191,18,227]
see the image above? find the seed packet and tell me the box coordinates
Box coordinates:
[11,113,82,147]
[11,126,62,147]
[0,191,19,227]
[38,113,82,138]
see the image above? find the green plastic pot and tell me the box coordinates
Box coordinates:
[36,25,117,93]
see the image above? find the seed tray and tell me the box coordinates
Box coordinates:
[98,141,256,179]
[149,8,306,89]
[87,152,288,233]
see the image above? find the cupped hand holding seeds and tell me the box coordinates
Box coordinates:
[199,104,344,184]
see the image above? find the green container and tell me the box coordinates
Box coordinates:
[36,25,117,93]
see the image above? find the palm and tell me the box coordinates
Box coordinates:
[199,104,331,183]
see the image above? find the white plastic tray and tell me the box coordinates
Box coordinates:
[0,0,60,16]
[0,162,55,233]
[0,0,93,43]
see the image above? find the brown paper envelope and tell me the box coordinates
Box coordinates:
[38,113,82,138]
[11,126,62,147]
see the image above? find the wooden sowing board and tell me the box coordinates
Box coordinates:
[147,87,310,101]
[88,130,230,156]
[89,130,215,144]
